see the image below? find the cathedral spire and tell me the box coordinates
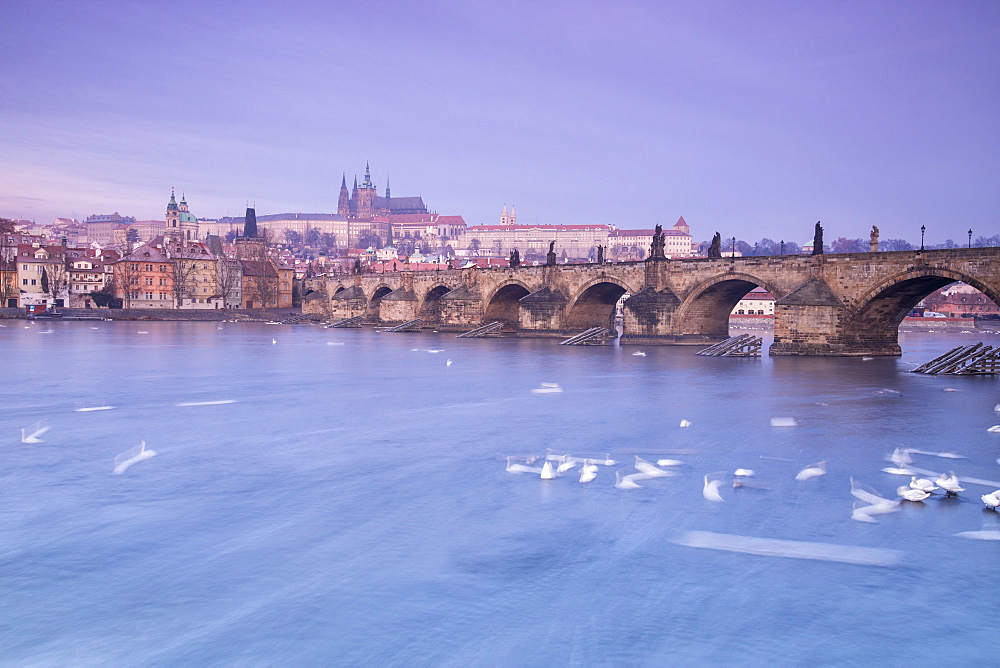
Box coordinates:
[385,174,391,199]
[341,173,347,190]
[362,161,373,188]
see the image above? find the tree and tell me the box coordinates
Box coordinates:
[284,229,302,246]
[830,237,867,253]
[749,238,780,256]
[973,234,1000,248]
[41,259,68,306]
[469,238,481,252]
[168,256,198,308]
[879,238,914,251]
[320,232,336,250]
[90,282,122,308]
[304,226,321,247]
[113,257,142,309]
[215,256,241,308]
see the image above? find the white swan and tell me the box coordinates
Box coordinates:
[634,456,673,478]
[795,461,826,481]
[982,490,1000,510]
[987,425,1000,434]
[881,466,916,476]
[20,421,51,444]
[540,461,556,480]
[770,417,798,427]
[734,468,755,477]
[615,470,648,490]
[889,447,913,467]
[632,351,646,356]
[556,459,578,473]
[897,485,930,502]
[679,419,692,428]
[703,475,725,503]
[655,458,684,467]
[505,457,543,475]
[935,472,964,496]
[909,476,938,493]
[531,382,563,394]
[112,441,156,475]
[579,461,598,483]
[601,454,616,466]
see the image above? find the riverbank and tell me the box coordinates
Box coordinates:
[0,307,316,323]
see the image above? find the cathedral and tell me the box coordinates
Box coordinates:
[165,189,199,241]
[337,163,428,219]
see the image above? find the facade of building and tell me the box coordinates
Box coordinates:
[462,222,610,260]
[163,239,222,309]
[608,217,693,260]
[115,241,174,309]
[731,287,775,315]
[923,283,1000,317]
[15,243,67,307]
[86,212,136,247]
[65,248,118,308]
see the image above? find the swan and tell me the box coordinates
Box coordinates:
[446,359,453,366]
[531,383,563,394]
[679,419,692,428]
[909,476,938,493]
[655,458,684,467]
[897,485,930,502]
[112,441,156,475]
[734,468,755,477]
[982,491,1000,510]
[601,454,616,466]
[935,472,964,496]
[540,461,556,480]
[987,426,1000,434]
[770,417,798,427]
[556,460,578,473]
[889,447,913,467]
[632,351,646,356]
[795,461,826,481]
[702,475,725,502]
[579,461,598,483]
[634,456,673,478]
[271,338,277,344]
[615,470,648,490]
[851,477,892,506]
[505,457,542,475]
[20,422,51,444]
[881,466,916,476]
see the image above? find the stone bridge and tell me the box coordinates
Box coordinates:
[302,248,1000,356]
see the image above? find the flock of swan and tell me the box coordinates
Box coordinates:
[503,413,1000,525]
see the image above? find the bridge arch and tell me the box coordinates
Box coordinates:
[419,284,453,320]
[840,267,1000,353]
[674,272,783,341]
[484,280,532,328]
[564,277,635,331]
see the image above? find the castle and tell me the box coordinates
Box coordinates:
[337,163,428,219]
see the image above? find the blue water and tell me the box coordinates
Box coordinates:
[1,321,998,664]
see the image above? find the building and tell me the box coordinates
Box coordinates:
[86,212,136,247]
[15,243,68,307]
[338,163,428,219]
[464,216,610,260]
[115,240,174,309]
[923,283,1000,317]
[165,190,200,241]
[608,217,693,260]
[65,248,118,308]
[389,214,467,252]
[163,238,222,309]
[731,287,775,315]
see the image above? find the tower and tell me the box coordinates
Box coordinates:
[338,174,350,217]
[165,189,181,240]
[356,161,377,218]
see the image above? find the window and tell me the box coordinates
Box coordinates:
[22,279,27,285]
[31,279,36,286]
[145,292,153,300]
[145,278,153,286]
[737,309,744,314]
[758,310,765,315]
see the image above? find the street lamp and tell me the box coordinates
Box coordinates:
[920,225,925,251]
[968,229,973,248]
[731,237,737,258]
[780,240,785,256]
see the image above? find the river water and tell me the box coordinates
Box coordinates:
[1,321,998,665]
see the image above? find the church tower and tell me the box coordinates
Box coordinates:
[356,162,377,218]
[337,174,350,217]
[165,189,181,240]
[178,191,199,241]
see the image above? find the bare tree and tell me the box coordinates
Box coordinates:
[169,258,198,308]
[113,257,142,309]
[42,259,68,306]
[214,256,241,308]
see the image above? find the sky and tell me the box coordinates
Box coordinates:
[2,0,998,244]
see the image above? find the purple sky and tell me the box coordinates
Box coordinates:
[2,0,998,244]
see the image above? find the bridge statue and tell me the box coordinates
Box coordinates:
[596,245,604,264]
[509,249,521,268]
[648,224,666,261]
[812,221,824,255]
[546,241,557,266]
[870,226,880,252]
[353,258,362,274]
[708,232,722,258]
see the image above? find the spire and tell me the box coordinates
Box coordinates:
[340,173,347,190]
[167,188,178,211]
[385,174,390,199]
[511,205,516,224]
[362,161,373,188]
[352,176,358,194]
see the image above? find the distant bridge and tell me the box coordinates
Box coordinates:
[303,248,1000,356]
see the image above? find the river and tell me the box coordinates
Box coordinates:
[1,321,998,664]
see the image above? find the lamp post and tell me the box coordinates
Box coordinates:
[731,237,736,258]
[920,225,925,252]
[968,229,973,248]
[780,240,785,256]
